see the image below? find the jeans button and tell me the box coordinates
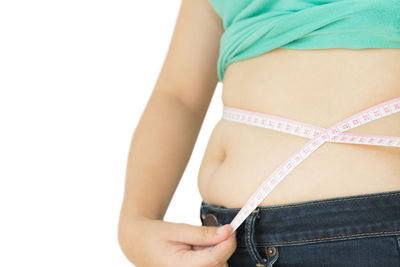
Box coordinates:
[265,246,276,257]
[203,213,219,226]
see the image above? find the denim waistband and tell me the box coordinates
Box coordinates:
[200,189,400,248]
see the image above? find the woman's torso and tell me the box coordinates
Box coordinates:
[197,47,400,209]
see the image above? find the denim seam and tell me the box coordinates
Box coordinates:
[252,213,268,265]
[201,191,400,213]
[396,235,400,254]
[245,213,259,265]
[256,229,400,246]
[267,248,279,267]
[245,210,267,265]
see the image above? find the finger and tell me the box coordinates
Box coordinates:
[192,230,237,265]
[203,229,236,250]
[171,222,234,246]
[210,231,237,262]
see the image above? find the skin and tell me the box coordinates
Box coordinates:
[118,0,400,266]
[198,47,400,209]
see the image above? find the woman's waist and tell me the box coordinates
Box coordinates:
[197,118,400,209]
[201,48,400,207]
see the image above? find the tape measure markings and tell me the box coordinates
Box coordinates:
[223,105,400,147]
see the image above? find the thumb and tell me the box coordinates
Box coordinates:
[175,223,234,247]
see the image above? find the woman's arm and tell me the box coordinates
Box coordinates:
[119,0,223,223]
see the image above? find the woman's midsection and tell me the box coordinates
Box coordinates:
[197,48,400,209]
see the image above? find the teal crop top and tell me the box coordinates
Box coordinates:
[208,0,400,82]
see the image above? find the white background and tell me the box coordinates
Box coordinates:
[0,1,223,266]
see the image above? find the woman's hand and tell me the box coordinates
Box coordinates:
[118,215,237,267]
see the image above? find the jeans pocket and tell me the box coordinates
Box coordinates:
[271,234,400,267]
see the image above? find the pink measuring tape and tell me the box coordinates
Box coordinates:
[220,96,400,234]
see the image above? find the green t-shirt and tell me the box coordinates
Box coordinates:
[208,0,400,82]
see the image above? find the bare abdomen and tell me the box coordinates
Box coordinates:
[197,48,400,209]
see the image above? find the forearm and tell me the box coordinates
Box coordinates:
[120,89,206,221]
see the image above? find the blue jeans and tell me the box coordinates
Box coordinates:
[200,189,400,266]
